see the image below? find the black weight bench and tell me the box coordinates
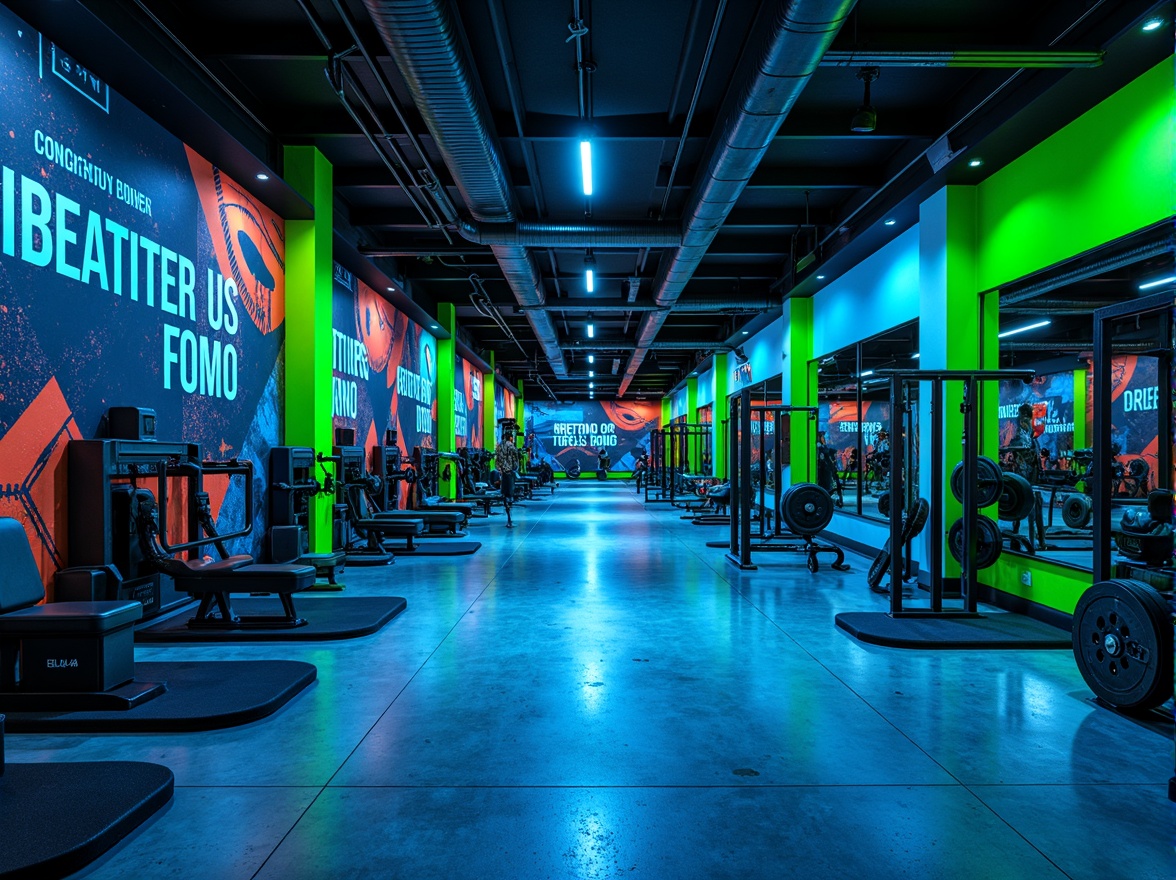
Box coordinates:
[0,517,163,710]
[343,484,429,560]
[152,556,317,629]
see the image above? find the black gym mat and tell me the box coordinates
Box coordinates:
[134,596,406,643]
[390,541,481,557]
[2,660,316,732]
[0,761,174,879]
[835,611,1071,649]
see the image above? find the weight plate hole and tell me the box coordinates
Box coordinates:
[1096,649,1104,661]
[1090,632,1099,644]
[1121,657,1129,669]
[1109,613,1117,625]
[1096,616,1105,629]
[1109,662,1118,675]
[1120,625,1129,637]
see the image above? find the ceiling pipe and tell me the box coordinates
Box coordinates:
[455,220,681,249]
[566,339,733,351]
[514,293,777,313]
[363,0,569,378]
[617,0,856,396]
[819,49,1104,68]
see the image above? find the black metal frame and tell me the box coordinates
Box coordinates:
[876,368,1033,616]
[725,388,838,571]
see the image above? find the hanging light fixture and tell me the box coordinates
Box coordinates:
[586,313,595,338]
[584,252,596,293]
[850,67,880,133]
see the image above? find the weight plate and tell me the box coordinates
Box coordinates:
[947,515,1003,569]
[781,483,834,536]
[999,472,1035,522]
[1061,494,1092,529]
[902,498,931,544]
[1071,579,1174,711]
[950,456,1004,507]
[867,542,891,591]
[878,491,890,518]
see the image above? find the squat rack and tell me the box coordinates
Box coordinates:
[875,368,1033,616]
[725,388,820,569]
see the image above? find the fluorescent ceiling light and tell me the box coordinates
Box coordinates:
[860,370,875,377]
[967,159,983,168]
[580,140,593,195]
[1138,275,1176,290]
[1142,17,1164,31]
[588,354,595,364]
[586,268,594,292]
[816,275,826,280]
[587,322,595,339]
[911,352,920,359]
[588,370,594,378]
[589,382,594,389]
[741,330,749,335]
[256,173,269,181]
[883,219,896,226]
[998,319,1052,338]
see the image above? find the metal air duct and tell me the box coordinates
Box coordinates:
[617,0,856,395]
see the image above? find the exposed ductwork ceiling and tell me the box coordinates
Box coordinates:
[362,0,571,378]
[618,0,857,396]
[93,0,1174,400]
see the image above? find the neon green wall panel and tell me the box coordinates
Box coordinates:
[977,57,1174,291]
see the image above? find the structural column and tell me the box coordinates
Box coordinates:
[919,185,987,576]
[483,352,497,453]
[283,146,333,552]
[686,376,699,471]
[785,297,815,486]
[436,303,457,498]
[712,352,729,478]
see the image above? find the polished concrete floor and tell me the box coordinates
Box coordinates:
[9,481,1172,879]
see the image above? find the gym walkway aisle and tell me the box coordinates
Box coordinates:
[10,483,1171,879]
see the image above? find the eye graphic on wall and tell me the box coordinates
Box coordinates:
[214,169,285,333]
[355,283,395,372]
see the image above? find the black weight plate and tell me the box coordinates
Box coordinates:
[877,492,890,518]
[902,498,931,544]
[947,515,1003,569]
[1071,579,1174,711]
[950,456,1004,507]
[1061,494,1092,529]
[781,483,834,536]
[867,543,891,591]
[975,515,1002,568]
[999,472,1035,522]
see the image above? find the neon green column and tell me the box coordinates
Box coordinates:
[712,352,729,478]
[1072,370,1088,450]
[283,146,333,552]
[483,352,497,453]
[515,380,525,445]
[436,303,457,498]
[686,376,699,471]
[661,397,671,426]
[786,297,815,485]
[921,185,985,577]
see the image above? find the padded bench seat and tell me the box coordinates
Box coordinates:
[174,564,316,595]
[0,602,142,634]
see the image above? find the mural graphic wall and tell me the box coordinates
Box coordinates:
[494,381,517,434]
[0,7,285,580]
[1088,355,1162,493]
[455,356,484,448]
[998,372,1076,466]
[818,401,891,473]
[332,264,436,502]
[525,401,661,473]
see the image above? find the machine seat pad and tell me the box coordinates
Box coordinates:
[175,564,316,595]
[0,600,143,633]
[419,499,474,516]
[158,555,254,577]
[356,517,427,535]
[373,510,458,527]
